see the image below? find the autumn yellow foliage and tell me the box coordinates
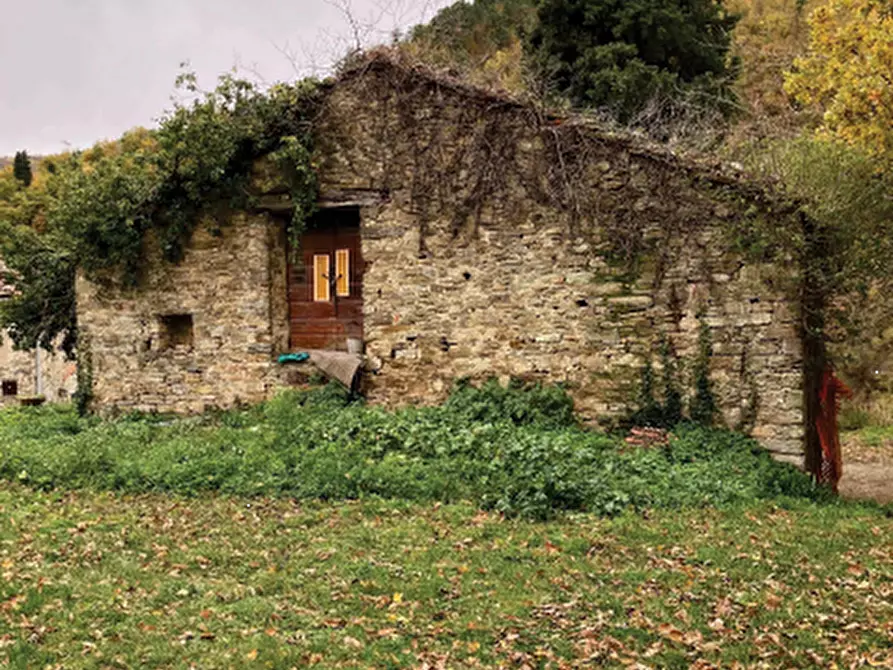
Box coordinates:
[785,0,893,160]
[728,0,819,121]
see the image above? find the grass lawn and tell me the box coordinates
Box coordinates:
[844,424,893,459]
[1,485,891,669]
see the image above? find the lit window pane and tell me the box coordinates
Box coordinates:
[313,254,330,302]
[335,249,350,297]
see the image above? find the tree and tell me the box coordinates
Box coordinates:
[727,0,819,127]
[0,220,77,356]
[12,150,32,187]
[528,0,741,122]
[785,0,893,163]
[404,0,538,92]
[0,70,321,357]
[743,135,893,476]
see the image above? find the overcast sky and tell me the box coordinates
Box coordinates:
[0,0,451,156]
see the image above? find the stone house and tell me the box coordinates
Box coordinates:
[77,53,805,462]
[0,264,77,405]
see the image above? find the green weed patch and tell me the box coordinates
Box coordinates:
[0,383,827,519]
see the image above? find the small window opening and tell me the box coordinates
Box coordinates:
[2,380,18,397]
[159,314,194,350]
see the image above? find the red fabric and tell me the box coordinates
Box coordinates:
[815,368,852,492]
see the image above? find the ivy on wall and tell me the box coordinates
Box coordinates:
[0,71,322,356]
[73,331,93,417]
[731,137,893,477]
[630,327,716,430]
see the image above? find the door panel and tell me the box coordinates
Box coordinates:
[287,208,364,350]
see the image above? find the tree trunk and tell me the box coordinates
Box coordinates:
[800,212,829,481]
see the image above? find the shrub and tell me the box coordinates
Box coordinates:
[443,377,576,429]
[0,382,825,519]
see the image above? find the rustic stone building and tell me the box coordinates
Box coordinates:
[77,54,805,461]
[0,265,77,405]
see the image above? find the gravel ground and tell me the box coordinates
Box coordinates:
[840,433,893,504]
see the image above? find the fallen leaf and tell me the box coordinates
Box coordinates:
[343,635,363,649]
[658,623,685,643]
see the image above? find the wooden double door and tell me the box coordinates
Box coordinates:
[287,207,364,350]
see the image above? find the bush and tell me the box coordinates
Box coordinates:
[443,377,576,429]
[0,382,826,519]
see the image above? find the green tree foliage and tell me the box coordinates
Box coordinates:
[0,72,321,355]
[529,0,741,122]
[747,137,893,305]
[12,150,32,187]
[0,221,76,355]
[50,73,320,277]
[739,135,893,469]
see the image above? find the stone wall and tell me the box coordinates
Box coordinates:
[311,60,804,458]
[0,332,77,405]
[76,214,281,414]
[76,57,805,458]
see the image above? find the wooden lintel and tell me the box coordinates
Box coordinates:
[318,188,390,209]
[255,194,295,213]
[254,189,389,214]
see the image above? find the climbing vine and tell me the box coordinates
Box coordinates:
[689,315,718,426]
[629,329,719,430]
[632,357,661,427]
[59,73,321,275]
[335,52,724,275]
[659,335,684,426]
[73,332,93,417]
[0,71,322,352]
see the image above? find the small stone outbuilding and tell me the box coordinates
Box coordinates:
[1,265,77,405]
[77,54,806,461]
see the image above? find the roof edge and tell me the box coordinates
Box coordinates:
[328,48,800,213]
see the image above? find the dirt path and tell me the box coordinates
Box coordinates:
[839,435,893,504]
